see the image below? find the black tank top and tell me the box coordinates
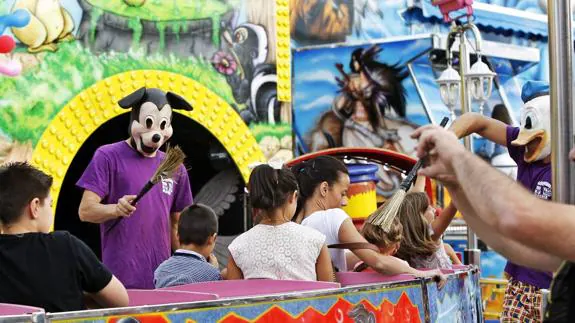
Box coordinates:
[544,261,575,322]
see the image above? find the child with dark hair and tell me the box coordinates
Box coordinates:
[154,204,222,288]
[291,155,445,284]
[0,162,128,312]
[227,164,334,281]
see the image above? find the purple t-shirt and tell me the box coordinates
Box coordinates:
[504,126,552,289]
[76,141,193,289]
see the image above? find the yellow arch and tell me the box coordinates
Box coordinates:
[30,70,265,227]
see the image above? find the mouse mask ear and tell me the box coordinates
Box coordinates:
[118,87,147,109]
[166,92,193,111]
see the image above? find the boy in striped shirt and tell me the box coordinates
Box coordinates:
[154,204,222,288]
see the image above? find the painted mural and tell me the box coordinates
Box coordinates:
[426,271,482,323]
[0,0,293,256]
[0,0,290,162]
[46,284,428,322]
[293,36,433,197]
[29,270,481,322]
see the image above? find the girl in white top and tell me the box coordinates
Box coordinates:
[227,164,334,281]
[291,156,445,285]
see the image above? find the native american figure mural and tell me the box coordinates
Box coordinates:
[306,45,415,151]
[300,44,419,196]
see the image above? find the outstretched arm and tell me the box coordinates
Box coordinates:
[409,175,456,241]
[443,243,462,265]
[445,183,561,272]
[451,152,575,262]
[430,203,457,241]
[338,219,446,284]
[413,125,575,263]
[449,112,508,146]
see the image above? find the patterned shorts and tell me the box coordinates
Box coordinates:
[501,279,543,322]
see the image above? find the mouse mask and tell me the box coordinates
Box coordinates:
[510,81,550,163]
[118,87,193,157]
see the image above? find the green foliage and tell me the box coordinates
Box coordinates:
[250,123,292,142]
[0,42,234,144]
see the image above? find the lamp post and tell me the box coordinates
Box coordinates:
[435,12,496,265]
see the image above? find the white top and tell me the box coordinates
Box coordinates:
[410,239,453,270]
[409,225,453,270]
[301,208,350,272]
[228,222,326,280]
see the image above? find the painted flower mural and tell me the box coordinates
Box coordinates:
[212,51,238,76]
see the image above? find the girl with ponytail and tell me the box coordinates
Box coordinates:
[226,164,334,281]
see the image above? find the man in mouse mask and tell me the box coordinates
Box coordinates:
[77,87,194,289]
[450,80,552,322]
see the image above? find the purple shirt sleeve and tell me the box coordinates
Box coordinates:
[505,126,524,165]
[171,164,193,213]
[76,149,110,201]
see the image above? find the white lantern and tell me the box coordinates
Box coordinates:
[437,65,461,120]
[466,57,496,114]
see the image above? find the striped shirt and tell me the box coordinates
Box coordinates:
[153,249,221,288]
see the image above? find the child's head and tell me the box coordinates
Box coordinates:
[0,162,54,233]
[178,204,218,253]
[395,192,438,261]
[248,164,298,216]
[361,219,403,256]
[291,156,350,214]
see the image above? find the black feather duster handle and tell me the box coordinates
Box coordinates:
[129,145,186,206]
[131,181,155,206]
[399,117,450,191]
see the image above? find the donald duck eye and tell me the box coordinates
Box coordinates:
[145,117,153,129]
[524,112,538,130]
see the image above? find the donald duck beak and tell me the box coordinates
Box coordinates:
[511,129,548,163]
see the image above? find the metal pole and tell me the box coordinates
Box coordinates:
[459,31,473,151]
[459,27,481,265]
[547,0,575,205]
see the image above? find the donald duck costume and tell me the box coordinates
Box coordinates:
[511,81,552,164]
[450,80,552,322]
[502,81,552,322]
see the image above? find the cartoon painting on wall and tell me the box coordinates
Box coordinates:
[0,0,289,161]
[10,0,75,52]
[0,0,289,255]
[292,37,433,197]
[306,44,411,153]
[212,22,281,125]
[290,0,387,46]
